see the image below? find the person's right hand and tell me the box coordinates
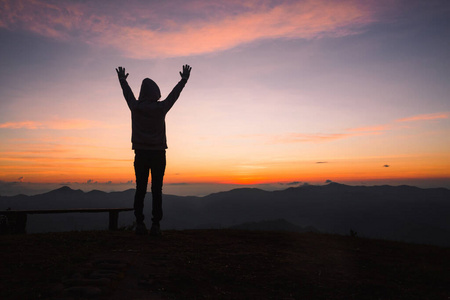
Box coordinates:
[116,66,129,80]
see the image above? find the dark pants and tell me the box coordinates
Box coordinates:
[134,149,166,225]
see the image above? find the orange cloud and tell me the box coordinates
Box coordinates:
[0,153,129,163]
[0,149,132,183]
[0,121,44,129]
[45,119,110,130]
[0,0,383,58]
[0,119,115,130]
[396,112,449,123]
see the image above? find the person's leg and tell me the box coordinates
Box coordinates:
[150,150,166,229]
[134,150,150,228]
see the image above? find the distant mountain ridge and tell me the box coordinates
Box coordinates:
[1,183,449,247]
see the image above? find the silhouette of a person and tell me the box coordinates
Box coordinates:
[116,65,192,236]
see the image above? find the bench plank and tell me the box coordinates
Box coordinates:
[0,208,134,233]
[0,208,133,214]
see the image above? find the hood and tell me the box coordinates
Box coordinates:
[139,78,161,102]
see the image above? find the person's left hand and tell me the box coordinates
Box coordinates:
[179,64,192,81]
[116,66,129,80]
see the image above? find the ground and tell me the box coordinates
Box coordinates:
[1,229,449,299]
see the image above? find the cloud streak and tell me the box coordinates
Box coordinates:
[271,132,356,143]
[348,124,392,132]
[396,112,449,123]
[267,111,449,144]
[0,119,117,130]
[0,0,383,58]
[0,121,44,129]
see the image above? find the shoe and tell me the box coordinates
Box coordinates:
[135,223,148,235]
[149,223,162,237]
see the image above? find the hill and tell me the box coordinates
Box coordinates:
[1,183,449,246]
[229,218,319,232]
[1,229,449,300]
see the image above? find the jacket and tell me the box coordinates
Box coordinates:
[119,77,187,150]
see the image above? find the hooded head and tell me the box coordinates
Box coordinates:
[139,78,161,102]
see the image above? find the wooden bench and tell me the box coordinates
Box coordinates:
[0,208,133,234]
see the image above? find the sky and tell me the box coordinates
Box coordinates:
[0,0,449,196]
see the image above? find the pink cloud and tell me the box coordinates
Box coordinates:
[347,124,391,132]
[0,0,384,58]
[264,110,449,145]
[269,132,356,144]
[118,0,376,58]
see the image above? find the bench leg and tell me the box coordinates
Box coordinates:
[109,211,119,231]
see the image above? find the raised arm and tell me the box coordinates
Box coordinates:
[162,64,192,112]
[116,66,137,110]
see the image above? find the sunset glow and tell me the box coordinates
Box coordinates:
[1,0,449,195]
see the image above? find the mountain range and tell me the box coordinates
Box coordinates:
[1,183,449,247]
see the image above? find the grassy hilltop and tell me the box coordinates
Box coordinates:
[1,229,449,300]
